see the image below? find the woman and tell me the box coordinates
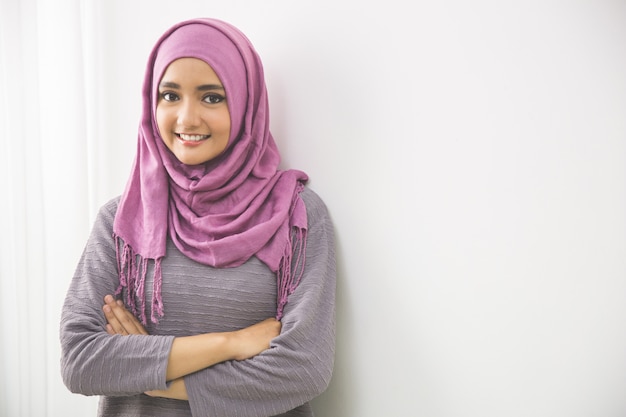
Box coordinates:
[60,18,336,417]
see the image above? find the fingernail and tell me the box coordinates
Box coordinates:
[103,305,111,313]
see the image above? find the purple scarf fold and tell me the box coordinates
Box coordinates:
[113,18,308,324]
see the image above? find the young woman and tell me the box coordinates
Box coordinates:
[60,18,336,417]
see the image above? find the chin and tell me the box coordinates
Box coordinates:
[176,156,210,166]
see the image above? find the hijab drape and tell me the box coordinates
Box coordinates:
[113,18,308,324]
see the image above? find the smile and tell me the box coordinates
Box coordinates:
[178,133,210,142]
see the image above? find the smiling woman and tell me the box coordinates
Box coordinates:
[156,58,231,166]
[58,17,336,417]
[4,1,626,417]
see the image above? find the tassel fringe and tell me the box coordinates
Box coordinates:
[276,226,307,320]
[114,234,164,325]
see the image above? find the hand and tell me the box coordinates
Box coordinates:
[103,294,148,336]
[230,318,281,361]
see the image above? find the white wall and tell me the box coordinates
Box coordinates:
[62,1,626,416]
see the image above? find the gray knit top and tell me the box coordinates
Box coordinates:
[60,187,336,417]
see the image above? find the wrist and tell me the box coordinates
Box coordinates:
[223,330,246,361]
[167,332,233,380]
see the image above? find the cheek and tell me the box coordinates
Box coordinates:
[216,108,231,134]
[155,107,169,137]
[202,108,231,136]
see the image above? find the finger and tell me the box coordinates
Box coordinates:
[114,300,149,335]
[119,307,149,335]
[103,295,135,335]
[105,323,116,335]
[104,295,148,335]
[102,295,124,333]
[103,303,128,335]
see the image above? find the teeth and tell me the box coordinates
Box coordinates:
[179,133,209,141]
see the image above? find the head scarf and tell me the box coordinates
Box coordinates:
[113,18,308,324]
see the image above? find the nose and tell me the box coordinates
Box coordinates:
[176,99,201,128]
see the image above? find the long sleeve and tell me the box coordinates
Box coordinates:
[60,189,335,417]
[59,198,175,396]
[184,189,336,417]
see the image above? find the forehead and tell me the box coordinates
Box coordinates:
[160,57,222,84]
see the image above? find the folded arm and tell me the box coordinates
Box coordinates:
[60,198,281,398]
[182,190,337,416]
[102,295,280,400]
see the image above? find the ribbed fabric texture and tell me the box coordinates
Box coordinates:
[60,187,336,417]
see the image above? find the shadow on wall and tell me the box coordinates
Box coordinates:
[311,229,355,416]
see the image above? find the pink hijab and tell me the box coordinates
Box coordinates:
[113,18,308,324]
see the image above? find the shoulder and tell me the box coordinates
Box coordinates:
[300,187,331,221]
[90,196,121,233]
[300,187,334,241]
[98,196,121,219]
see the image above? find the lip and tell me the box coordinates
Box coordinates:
[176,133,210,147]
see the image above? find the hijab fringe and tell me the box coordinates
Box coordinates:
[114,220,305,325]
[276,226,307,320]
[114,234,164,325]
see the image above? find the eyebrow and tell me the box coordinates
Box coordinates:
[159,81,225,91]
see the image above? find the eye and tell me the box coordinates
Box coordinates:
[203,94,225,104]
[160,91,179,102]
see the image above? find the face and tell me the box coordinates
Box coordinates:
[156,57,231,166]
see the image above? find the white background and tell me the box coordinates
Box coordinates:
[1,1,626,416]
